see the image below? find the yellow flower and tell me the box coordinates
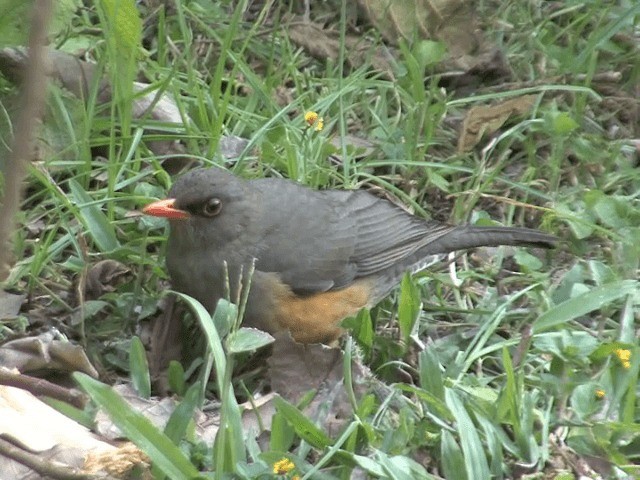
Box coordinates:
[615,348,631,361]
[614,348,631,368]
[304,111,318,125]
[595,389,605,399]
[292,477,300,480]
[273,458,295,475]
[304,111,324,131]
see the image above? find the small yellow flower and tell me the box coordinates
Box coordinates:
[304,111,318,125]
[615,348,631,361]
[595,389,605,399]
[292,477,300,480]
[304,111,324,131]
[273,458,295,475]
[614,349,631,368]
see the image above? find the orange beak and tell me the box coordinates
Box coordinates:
[142,198,190,220]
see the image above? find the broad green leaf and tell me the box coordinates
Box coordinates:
[419,347,444,401]
[273,396,332,449]
[174,293,228,394]
[167,360,186,396]
[74,373,199,480]
[129,336,150,398]
[68,179,119,252]
[445,389,490,480]
[441,430,467,480]
[533,280,639,332]
[269,411,295,453]
[398,273,421,348]
[227,327,274,354]
[164,382,201,443]
[212,297,237,339]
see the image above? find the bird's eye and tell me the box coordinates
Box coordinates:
[202,197,222,217]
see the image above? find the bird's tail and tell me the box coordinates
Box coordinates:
[422,224,558,255]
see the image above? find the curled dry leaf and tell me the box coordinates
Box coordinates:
[267,332,376,436]
[286,19,396,78]
[0,291,25,320]
[457,95,537,152]
[82,259,131,301]
[0,331,99,377]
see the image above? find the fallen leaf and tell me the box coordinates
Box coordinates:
[0,332,99,377]
[0,291,24,320]
[457,95,537,152]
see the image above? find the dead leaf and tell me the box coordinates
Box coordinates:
[82,259,131,300]
[219,135,251,160]
[357,0,430,44]
[286,20,395,77]
[268,332,382,436]
[0,291,24,320]
[457,95,537,152]
[329,134,377,163]
[95,384,178,440]
[144,295,184,394]
[0,332,99,377]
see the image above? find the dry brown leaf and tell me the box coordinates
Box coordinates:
[357,0,510,87]
[144,295,184,394]
[358,0,430,44]
[457,95,537,152]
[0,332,99,377]
[286,20,395,77]
[83,259,131,300]
[95,384,178,440]
[329,134,377,163]
[0,291,24,320]
[268,332,380,436]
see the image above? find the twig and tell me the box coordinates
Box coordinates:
[0,368,87,409]
[0,437,110,480]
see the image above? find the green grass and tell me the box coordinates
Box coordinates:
[2,0,639,478]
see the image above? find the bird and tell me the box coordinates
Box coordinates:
[143,167,557,344]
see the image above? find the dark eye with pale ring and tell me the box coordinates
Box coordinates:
[202,197,222,217]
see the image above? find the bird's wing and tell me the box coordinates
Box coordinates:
[250,181,454,294]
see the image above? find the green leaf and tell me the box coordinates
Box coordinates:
[269,411,295,452]
[273,396,332,449]
[99,0,141,56]
[129,336,150,398]
[377,450,431,480]
[398,273,421,349]
[167,360,186,396]
[441,430,467,480]
[227,327,274,354]
[419,347,444,401]
[164,382,201,443]
[551,112,579,135]
[533,280,639,332]
[445,389,490,480]
[343,309,374,356]
[174,293,228,394]
[350,454,386,477]
[68,179,120,252]
[513,250,543,271]
[74,373,199,480]
[212,297,237,339]
[413,40,447,68]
